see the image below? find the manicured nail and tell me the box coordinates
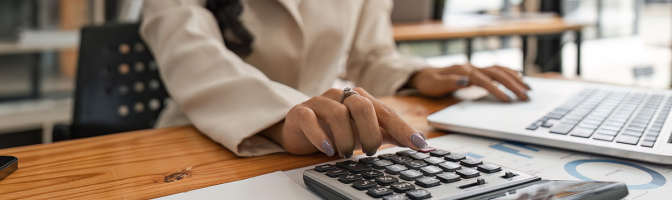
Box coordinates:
[457,77,470,86]
[524,83,531,90]
[345,152,353,159]
[366,150,377,156]
[411,133,427,149]
[321,140,335,157]
[418,131,426,139]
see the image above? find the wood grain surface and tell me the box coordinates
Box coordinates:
[393,17,583,42]
[0,95,458,199]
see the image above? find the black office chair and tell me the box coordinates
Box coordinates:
[54,23,170,141]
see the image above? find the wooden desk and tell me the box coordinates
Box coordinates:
[393,17,585,75]
[0,96,459,199]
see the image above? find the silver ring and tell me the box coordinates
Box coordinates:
[339,87,359,103]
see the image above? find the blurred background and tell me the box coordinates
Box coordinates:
[1,0,671,149]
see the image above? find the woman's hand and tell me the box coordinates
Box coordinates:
[408,64,531,102]
[262,87,427,158]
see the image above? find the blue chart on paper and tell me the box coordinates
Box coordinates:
[488,141,539,158]
[564,159,667,190]
[463,152,484,159]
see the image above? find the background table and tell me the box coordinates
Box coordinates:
[0,95,458,199]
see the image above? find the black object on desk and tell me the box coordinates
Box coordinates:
[0,156,18,181]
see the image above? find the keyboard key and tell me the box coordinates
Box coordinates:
[352,179,377,190]
[367,186,393,198]
[616,135,640,145]
[592,134,615,141]
[396,150,418,156]
[577,123,598,129]
[525,124,539,130]
[622,130,643,137]
[460,158,483,167]
[400,169,424,181]
[338,173,362,183]
[383,193,409,200]
[419,165,443,176]
[378,153,398,160]
[390,156,413,164]
[647,130,660,136]
[423,157,446,165]
[601,125,622,131]
[314,164,336,172]
[385,164,408,175]
[375,176,399,186]
[436,172,461,183]
[326,169,349,177]
[629,121,648,127]
[625,126,645,132]
[582,119,602,125]
[546,112,564,119]
[541,122,553,128]
[390,182,415,193]
[641,141,654,148]
[415,177,441,188]
[477,163,502,173]
[362,170,384,179]
[549,123,576,135]
[405,160,428,170]
[371,160,394,169]
[406,189,432,200]
[438,161,462,172]
[410,153,430,160]
[429,149,450,157]
[643,134,657,142]
[596,129,618,136]
[359,157,379,165]
[569,128,595,138]
[444,154,466,162]
[456,168,480,179]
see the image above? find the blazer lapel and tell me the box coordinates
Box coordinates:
[276,0,306,39]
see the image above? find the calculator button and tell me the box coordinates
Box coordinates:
[314,164,336,172]
[438,162,462,172]
[390,181,415,192]
[359,157,380,165]
[336,160,358,169]
[445,154,466,162]
[390,156,413,164]
[429,149,450,157]
[409,153,430,160]
[375,175,399,186]
[415,176,441,188]
[460,158,483,167]
[396,150,418,156]
[372,160,394,169]
[385,164,408,175]
[378,153,399,160]
[477,163,502,173]
[351,179,377,190]
[419,165,443,176]
[326,169,349,178]
[423,157,445,165]
[418,147,436,153]
[405,160,428,170]
[338,173,362,183]
[367,186,394,198]
[343,162,371,173]
[383,193,409,200]
[456,168,480,179]
[399,169,424,181]
[436,172,461,183]
[406,189,432,200]
[362,170,384,179]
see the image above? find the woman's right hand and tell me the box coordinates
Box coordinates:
[268,87,427,158]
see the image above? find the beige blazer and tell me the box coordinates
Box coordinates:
[140,0,429,157]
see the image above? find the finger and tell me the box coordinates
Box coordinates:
[481,67,529,101]
[470,70,512,102]
[342,95,382,156]
[498,66,531,90]
[286,106,335,156]
[303,96,356,158]
[353,88,428,150]
[435,74,471,93]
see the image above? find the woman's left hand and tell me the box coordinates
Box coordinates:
[407,64,531,102]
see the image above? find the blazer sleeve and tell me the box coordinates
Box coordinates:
[346,0,430,97]
[140,0,310,157]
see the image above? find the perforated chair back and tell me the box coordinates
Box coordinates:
[70,23,169,139]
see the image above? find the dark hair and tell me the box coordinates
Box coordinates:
[205,0,254,58]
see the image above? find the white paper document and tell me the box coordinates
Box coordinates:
[285,134,672,200]
[155,171,318,200]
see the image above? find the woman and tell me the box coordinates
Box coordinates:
[140,0,530,158]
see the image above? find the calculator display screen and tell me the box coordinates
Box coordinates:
[492,180,613,200]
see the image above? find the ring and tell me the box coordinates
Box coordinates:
[339,87,359,103]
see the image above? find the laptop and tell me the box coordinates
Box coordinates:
[427,77,672,164]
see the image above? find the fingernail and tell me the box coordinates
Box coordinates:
[411,133,427,149]
[457,77,470,86]
[418,131,426,139]
[366,150,377,156]
[321,140,335,157]
[345,152,353,159]
[524,83,531,90]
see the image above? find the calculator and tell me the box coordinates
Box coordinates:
[303,148,629,200]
